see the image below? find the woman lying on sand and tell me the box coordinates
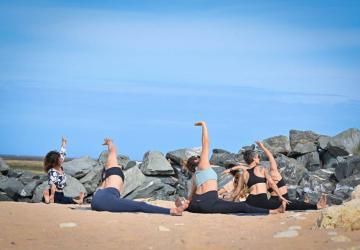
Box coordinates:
[91,138,188,215]
[231,143,290,210]
[184,121,284,214]
[254,141,327,210]
[43,137,84,204]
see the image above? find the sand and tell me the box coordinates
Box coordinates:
[0,200,359,250]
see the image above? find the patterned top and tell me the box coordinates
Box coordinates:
[48,146,67,190]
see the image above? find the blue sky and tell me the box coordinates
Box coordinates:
[0,0,359,160]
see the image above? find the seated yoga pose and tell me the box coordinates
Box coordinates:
[91,138,188,215]
[185,121,284,214]
[43,137,84,204]
[255,141,327,210]
[231,144,289,210]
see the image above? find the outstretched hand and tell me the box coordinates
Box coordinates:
[102,137,113,146]
[194,121,206,126]
[61,136,67,146]
[256,141,265,149]
[280,196,291,204]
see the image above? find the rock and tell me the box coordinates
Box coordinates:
[20,179,42,197]
[317,198,360,231]
[79,164,103,195]
[125,160,140,170]
[63,175,87,198]
[166,148,201,166]
[0,158,10,174]
[158,176,178,188]
[296,152,321,171]
[176,169,193,198]
[32,181,49,202]
[63,157,98,178]
[140,151,174,176]
[273,229,299,238]
[125,177,176,200]
[262,135,291,155]
[7,168,23,178]
[334,173,360,201]
[299,169,336,197]
[210,149,243,167]
[122,166,146,197]
[0,177,24,199]
[348,155,360,175]
[327,194,344,205]
[351,185,360,200]
[0,192,13,201]
[98,150,130,168]
[276,154,307,185]
[289,130,319,155]
[327,128,360,156]
[318,135,331,149]
[320,151,339,169]
[18,171,36,185]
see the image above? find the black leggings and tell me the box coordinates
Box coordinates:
[270,194,317,211]
[54,191,76,204]
[187,191,269,214]
[246,193,281,210]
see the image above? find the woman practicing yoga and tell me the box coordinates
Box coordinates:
[185,121,284,214]
[43,137,84,204]
[255,141,327,210]
[231,143,290,210]
[91,138,188,215]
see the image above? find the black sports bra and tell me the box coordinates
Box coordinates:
[247,167,266,188]
[101,167,125,182]
[268,178,286,193]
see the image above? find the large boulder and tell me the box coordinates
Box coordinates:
[327,128,360,156]
[351,185,360,200]
[318,135,331,149]
[320,151,340,169]
[276,154,307,185]
[334,173,360,201]
[317,199,360,231]
[18,171,36,185]
[335,155,360,181]
[0,177,25,199]
[7,168,23,178]
[166,148,201,166]
[63,157,98,179]
[0,158,10,174]
[299,169,336,196]
[176,169,193,198]
[262,136,291,155]
[0,192,13,201]
[98,150,130,168]
[20,179,43,197]
[79,164,103,195]
[32,181,48,203]
[140,151,174,176]
[210,149,243,167]
[63,175,87,197]
[289,130,319,155]
[122,165,146,196]
[296,152,321,171]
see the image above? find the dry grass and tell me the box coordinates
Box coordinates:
[5,159,44,174]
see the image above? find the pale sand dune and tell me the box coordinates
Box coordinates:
[0,201,359,250]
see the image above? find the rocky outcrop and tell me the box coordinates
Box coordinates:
[296,152,321,171]
[63,157,98,179]
[98,151,130,168]
[327,128,360,156]
[166,148,201,166]
[210,149,243,167]
[122,165,146,196]
[0,158,10,174]
[276,154,307,185]
[140,151,174,176]
[289,130,319,155]
[263,135,291,155]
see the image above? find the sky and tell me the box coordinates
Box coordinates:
[0,0,359,160]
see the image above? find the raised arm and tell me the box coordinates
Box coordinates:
[264,169,290,204]
[195,121,210,170]
[222,163,247,174]
[59,136,67,163]
[256,141,277,173]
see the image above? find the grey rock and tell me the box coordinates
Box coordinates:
[320,151,339,169]
[166,148,201,166]
[140,151,174,176]
[122,165,146,196]
[299,168,336,195]
[0,158,10,174]
[158,176,178,188]
[7,168,23,178]
[210,149,243,167]
[125,160,139,170]
[98,150,130,168]
[276,154,307,185]
[334,156,360,181]
[0,192,13,201]
[63,157,98,179]
[125,177,175,200]
[289,130,319,155]
[32,181,48,203]
[79,164,103,195]
[263,135,291,155]
[176,169,193,198]
[318,135,331,149]
[0,177,25,198]
[20,179,42,197]
[347,155,360,176]
[296,152,321,171]
[18,171,36,185]
[327,128,360,156]
[239,144,256,153]
[326,194,344,205]
[63,175,87,197]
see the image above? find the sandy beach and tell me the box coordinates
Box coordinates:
[0,201,359,250]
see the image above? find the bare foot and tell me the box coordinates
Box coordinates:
[175,197,189,208]
[270,201,286,214]
[170,201,189,216]
[304,195,310,203]
[73,192,85,205]
[316,194,328,209]
[43,189,50,204]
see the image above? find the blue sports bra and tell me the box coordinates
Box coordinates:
[195,167,218,187]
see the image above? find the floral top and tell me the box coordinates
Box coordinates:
[48,146,67,190]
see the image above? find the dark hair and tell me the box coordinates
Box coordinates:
[243,150,258,165]
[186,156,200,173]
[44,151,61,173]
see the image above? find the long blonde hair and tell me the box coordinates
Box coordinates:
[231,171,249,201]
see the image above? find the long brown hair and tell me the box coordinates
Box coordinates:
[43,151,61,173]
[185,156,200,173]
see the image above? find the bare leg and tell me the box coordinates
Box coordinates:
[72,192,85,205]
[43,189,50,204]
[316,194,328,209]
[269,201,286,214]
[103,138,119,168]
